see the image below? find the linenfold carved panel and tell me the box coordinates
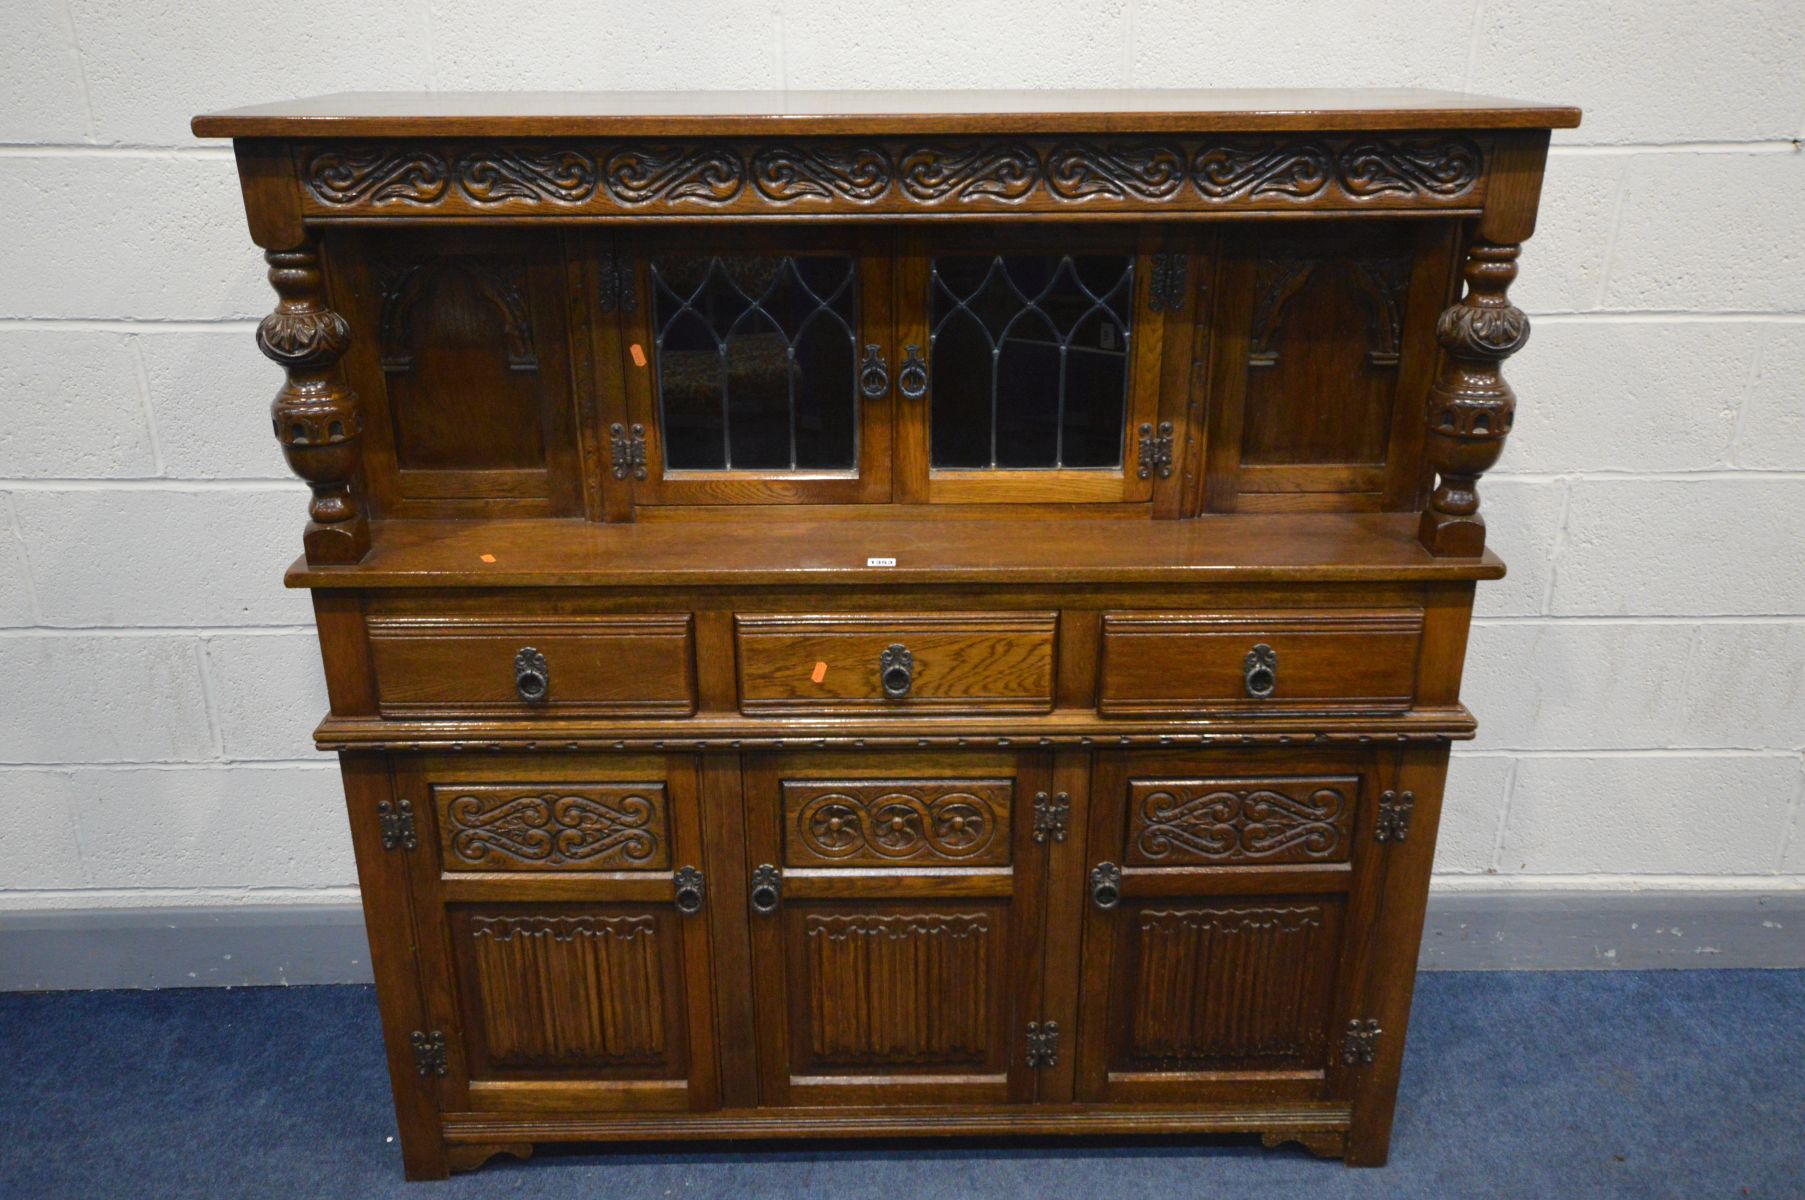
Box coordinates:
[1126,904,1337,1065]
[297,136,1485,217]
[436,783,669,870]
[466,914,668,1067]
[803,912,992,1067]
[1127,777,1355,865]
[781,779,1012,866]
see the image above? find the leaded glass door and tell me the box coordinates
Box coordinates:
[895,228,1173,504]
[616,230,893,504]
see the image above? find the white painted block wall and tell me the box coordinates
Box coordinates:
[2,1,1802,919]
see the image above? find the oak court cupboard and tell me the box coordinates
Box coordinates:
[192,88,1580,1178]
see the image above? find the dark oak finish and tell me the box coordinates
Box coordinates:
[196,89,1573,1178]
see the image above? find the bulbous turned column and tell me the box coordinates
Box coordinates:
[1417,241,1529,556]
[258,242,370,563]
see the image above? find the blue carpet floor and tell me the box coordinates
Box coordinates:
[1,971,1800,1199]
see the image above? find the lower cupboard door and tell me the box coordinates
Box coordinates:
[1073,749,1392,1106]
[399,754,719,1115]
[743,751,1052,1108]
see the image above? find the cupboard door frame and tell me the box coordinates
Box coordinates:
[894,224,1176,505]
[398,753,722,1116]
[1072,748,1394,1108]
[743,750,1052,1108]
[614,226,895,506]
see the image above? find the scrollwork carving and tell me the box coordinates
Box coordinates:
[454,147,597,204]
[442,787,666,869]
[751,144,892,202]
[1046,141,1186,201]
[1131,782,1351,864]
[304,147,448,205]
[602,144,743,205]
[1192,141,1332,200]
[899,142,1041,203]
[1338,137,1482,198]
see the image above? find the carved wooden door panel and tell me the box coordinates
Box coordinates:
[743,750,1054,1107]
[1072,749,1394,1107]
[397,753,720,1116]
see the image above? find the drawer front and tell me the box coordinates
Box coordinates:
[437,781,672,871]
[1098,610,1422,715]
[369,614,695,718]
[734,613,1057,715]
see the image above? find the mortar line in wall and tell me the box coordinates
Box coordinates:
[1549,140,1801,156]
[1538,478,1573,614]
[125,335,167,477]
[1489,468,1805,482]
[1122,0,1138,86]
[1593,158,1631,306]
[192,640,228,762]
[0,760,337,771]
[0,319,262,332]
[53,0,97,144]
[1,494,46,627]
[1428,874,1805,893]
[0,479,302,491]
[1474,614,1805,626]
[1725,333,1767,467]
[1772,756,1805,872]
[1460,0,1485,89]
[0,144,234,159]
[0,625,315,638]
[1529,311,1805,324]
[1454,748,1803,759]
[0,885,366,908]
[1484,755,1517,874]
[421,0,441,92]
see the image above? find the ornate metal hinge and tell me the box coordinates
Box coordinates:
[1148,252,1188,313]
[412,1030,447,1077]
[610,422,647,480]
[1375,790,1415,843]
[597,253,638,315]
[1137,422,1174,480]
[1025,1020,1060,1069]
[377,799,416,852]
[1032,791,1070,844]
[1343,1019,1382,1066]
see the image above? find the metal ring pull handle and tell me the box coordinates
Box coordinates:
[897,345,928,400]
[1090,862,1122,911]
[673,866,705,915]
[514,647,549,704]
[1243,643,1277,699]
[858,344,890,398]
[750,864,782,915]
[879,643,914,699]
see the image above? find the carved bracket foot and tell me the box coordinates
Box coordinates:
[445,1141,535,1174]
[1261,1128,1349,1160]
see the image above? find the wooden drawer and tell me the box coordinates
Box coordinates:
[734,612,1057,715]
[368,614,695,718]
[1098,609,1422,715]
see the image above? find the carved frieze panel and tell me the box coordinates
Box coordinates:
[782,779,1012,867]
[296,136,1485,217]
[436,783,670,870]
[1126,776,1355,866]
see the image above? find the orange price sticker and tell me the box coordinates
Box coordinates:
[810,661,828,685]
[629,343,647,368]
[479,554,496,564]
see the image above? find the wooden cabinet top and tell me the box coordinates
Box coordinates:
[193,87,1580,138]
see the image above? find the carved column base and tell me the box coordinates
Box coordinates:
[302,514,372,564]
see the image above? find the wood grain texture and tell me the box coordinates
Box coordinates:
[781,779,1013,867]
